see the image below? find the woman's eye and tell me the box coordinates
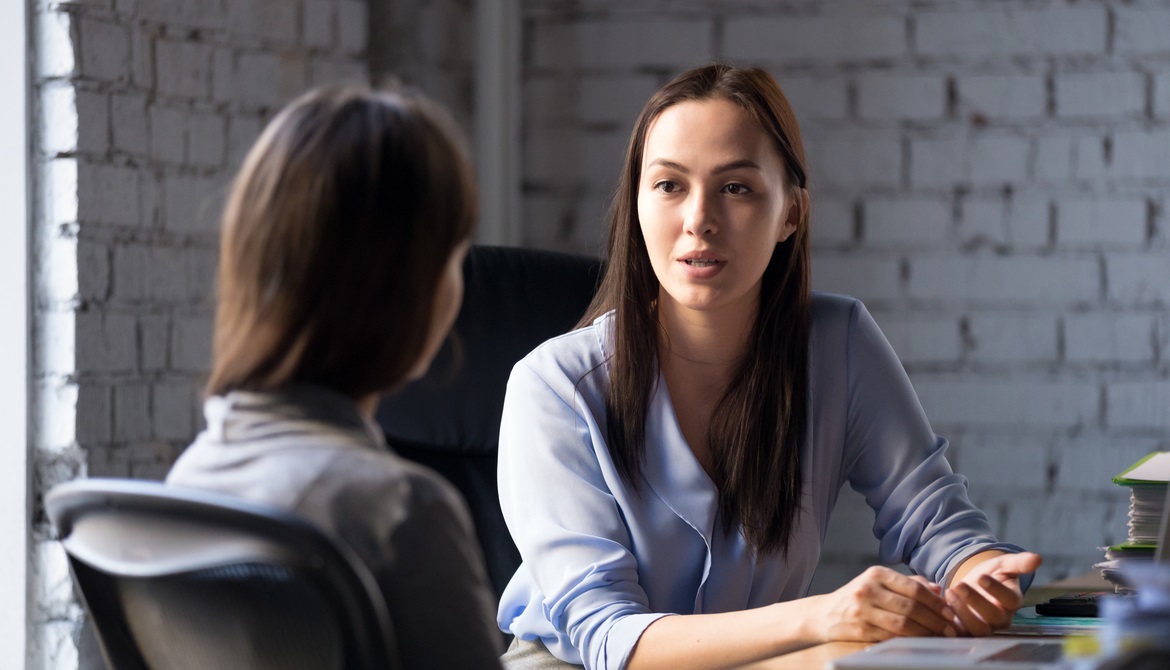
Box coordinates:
[655,180,680,193]
[723,183,751,195]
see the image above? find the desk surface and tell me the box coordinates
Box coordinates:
[732,572,1109,670]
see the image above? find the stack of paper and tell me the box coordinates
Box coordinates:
[1096,452,1170,591]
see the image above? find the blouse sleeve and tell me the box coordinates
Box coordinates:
[497,357,670,670]
[841,300,1031,587]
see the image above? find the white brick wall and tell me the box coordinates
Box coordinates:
[520,0,1170,590]
[31,0,369,666]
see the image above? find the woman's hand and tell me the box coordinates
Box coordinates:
[945,551,1043,636]
[806,566,957,643]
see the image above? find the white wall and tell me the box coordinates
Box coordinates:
[518,0,1170,590]
[30,0,368,666]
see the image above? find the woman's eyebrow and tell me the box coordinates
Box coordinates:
[645,158,761,174]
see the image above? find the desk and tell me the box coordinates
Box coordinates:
[733,572,1109,670]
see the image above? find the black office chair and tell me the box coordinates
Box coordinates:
[377,245,603,598]
[45,478,401,670]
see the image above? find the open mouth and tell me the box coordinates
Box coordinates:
[684,259,719,268]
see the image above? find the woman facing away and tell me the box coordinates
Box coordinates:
[166,85,503,669]
[495,64,1042,670]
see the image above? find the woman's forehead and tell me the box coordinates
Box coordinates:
[642,98,778,171]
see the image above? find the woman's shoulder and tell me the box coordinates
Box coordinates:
[810,291,867,336]
[516,310,613,376]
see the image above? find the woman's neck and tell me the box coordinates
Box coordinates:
[656,296,756,375]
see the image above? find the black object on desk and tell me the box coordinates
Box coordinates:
[1035,591,1111,617]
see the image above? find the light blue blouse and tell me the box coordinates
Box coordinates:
[496,293,1025,670]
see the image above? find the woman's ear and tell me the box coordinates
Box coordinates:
[777,188,807,243]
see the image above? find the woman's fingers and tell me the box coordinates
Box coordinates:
[946,585,993,637]
[861,568,956,637]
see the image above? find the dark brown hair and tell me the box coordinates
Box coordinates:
[207,85,477,398]
[580,64,812,557]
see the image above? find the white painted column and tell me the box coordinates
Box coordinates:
[0,0,30,666]
[473,0,521,246]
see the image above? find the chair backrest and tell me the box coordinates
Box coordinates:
[46,478,400,670]
[377,245,603,597]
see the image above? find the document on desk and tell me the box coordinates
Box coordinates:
[1000,608,1105,636]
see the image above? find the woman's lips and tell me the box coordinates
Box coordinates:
[678,257,724,278]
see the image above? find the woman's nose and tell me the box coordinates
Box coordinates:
[683,192,717,237]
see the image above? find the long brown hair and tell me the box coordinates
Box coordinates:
[208,85,477,398]
[580,64,812,557]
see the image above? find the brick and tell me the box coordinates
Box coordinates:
[955,437,1047,491]
[226,114,263,168]
[140,170,160,228]
[1057,198,1147,247]
[75,91,110,155]
[235,52,281,108]
[1053,439,1162,494]
[75,311,137,373]
[524,127,577,189]
[870,313,960,365]
[908,256,1098,304]
[163,173,223,235]
[777,75,849,122]
[571,192,612,254]
[533,19,712,70]
[910,135,1029,188]
[810,256,901,303]
[187,246,218,303]
[77,238,110,302]
[111,244,147,301]
[78,17,130,83]
[807,130,901,190]
[212,48,235,103]
[153,381,196,441]
[1055,72,1145,119]
[416,2,470,63]
[863,196,951,247]
[147,246,189,301]
[958,74,1045,120]
[1112,130,1170,180]
[227,0,299,45]
[114,383,151,442]
[522,195,572,251]
[187,112,225,168]
[915,7,1107,58]
[1107,253,1170,305]
[338,0,368,56]
[172,314,213,372]
[36,8,75,79]
[1034,135,1074,183]
[1156,73,1170,119]
[149,105,187,163]
[155,40,212,100]
[523,76,572,125]
[139,315,169,371]
[962,195,1051,249]
[1029,498,1114,559]
[130,26,153,89]
[809,196,854,247]
[76,382,112,449]
[725,14,906,63]
[1115,9,1170,56]
[110,93,148,155]
[967,314,1058,363]
[581,129,627,192]
[857,74,946,121]
[579,74,658,127]
[77,163,140,226]
[1065,313,1156,365]
[307,57,366,88]
[303,0,334,49]
[39,84,79,157]
[914,377,1098,429]
[1108,382,1170,429]
[1073,136,1108,182]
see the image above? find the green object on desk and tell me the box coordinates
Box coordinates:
[1003,608,1107,636]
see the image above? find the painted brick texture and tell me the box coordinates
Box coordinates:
[520,0,1170,590]
[31,0,368,666]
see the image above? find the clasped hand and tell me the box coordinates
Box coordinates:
[806,552,1042,643]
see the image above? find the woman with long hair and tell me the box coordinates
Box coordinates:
[167,85,502,669]
[496,64,1040,670]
